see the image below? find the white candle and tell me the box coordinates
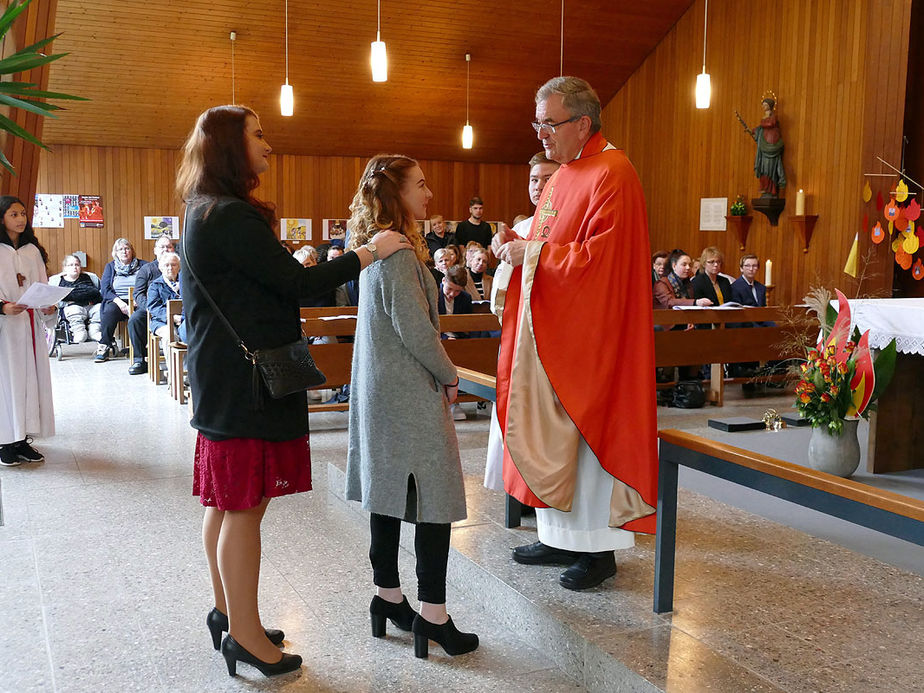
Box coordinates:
[765,259,773,286]
[795,189,805,216]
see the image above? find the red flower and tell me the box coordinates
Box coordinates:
[821,393,831,402]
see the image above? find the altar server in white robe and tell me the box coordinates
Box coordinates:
[0,196,56,467]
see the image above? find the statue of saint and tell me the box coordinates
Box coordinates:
[736,94,786,197]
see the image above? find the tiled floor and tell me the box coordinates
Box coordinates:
[1,344,921,692]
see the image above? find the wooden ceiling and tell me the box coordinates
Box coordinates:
[42,0,693,164]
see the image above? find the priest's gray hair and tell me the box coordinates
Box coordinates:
[535,76,601,134]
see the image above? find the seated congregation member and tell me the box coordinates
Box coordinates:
[692,246,732,308]
[128,234,175,375]
[53,254,102,343]
[730,253,772,321]
[464,246,492,301]
[97,238,145,363]
[653,249,713,309]
[147,251,185,343]
[651,250,669,285]
[345,154,478,659]
[437,265,473,338]
[511,152,561,239]
[327,240,344,260]
[453,196,491,250]
[430,246,457,285]
[425,214,456,259]
[292,245,318,267]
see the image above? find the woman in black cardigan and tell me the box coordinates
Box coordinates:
[177,105,409,678]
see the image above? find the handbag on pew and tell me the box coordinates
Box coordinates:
[671,380,706,409]
[179,220,326,406]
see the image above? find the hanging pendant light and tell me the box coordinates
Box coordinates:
[461,53,473,149]
[229,31,237,103]
[695,0,711,109]
[280,0,293,115]
[371,0,387,82]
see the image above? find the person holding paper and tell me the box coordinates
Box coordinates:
[0,195,57,467]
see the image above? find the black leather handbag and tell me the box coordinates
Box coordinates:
[180,224,326,407]
[671,380,706,409]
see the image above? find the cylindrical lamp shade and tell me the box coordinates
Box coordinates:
[462,124,474,149]
[695,72,711,109]
[371,40,388,82]
[280,83,294,117]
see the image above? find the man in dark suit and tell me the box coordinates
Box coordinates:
[730,254,773,326]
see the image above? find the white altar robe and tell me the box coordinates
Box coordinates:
[0,243,55,445]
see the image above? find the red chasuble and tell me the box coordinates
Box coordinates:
[496,132,658,534]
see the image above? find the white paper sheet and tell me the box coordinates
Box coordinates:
[15,282,72,308]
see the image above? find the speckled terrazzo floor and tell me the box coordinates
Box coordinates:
[1,344,921,692]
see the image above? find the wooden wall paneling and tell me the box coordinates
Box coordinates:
[599,0,912,308]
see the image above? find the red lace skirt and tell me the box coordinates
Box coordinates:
[193,433,311,510]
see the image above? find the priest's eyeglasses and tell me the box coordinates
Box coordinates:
[530,116,581,134]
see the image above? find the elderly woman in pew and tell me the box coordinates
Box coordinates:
[345,154,478,659]
[147,250,185,343]
[96,237,145,362]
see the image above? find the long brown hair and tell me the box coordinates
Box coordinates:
[347,154,429,263]
[175,105,276,227]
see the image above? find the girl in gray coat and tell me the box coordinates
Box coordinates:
[345,155,478,659]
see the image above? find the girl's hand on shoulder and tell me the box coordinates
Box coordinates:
[369,230,412,259]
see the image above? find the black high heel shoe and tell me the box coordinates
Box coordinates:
[412,614,479,658]
[207,608,285,651]
[370,595,417,637]
[220,635,302,678]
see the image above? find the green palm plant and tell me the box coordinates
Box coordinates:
[0,0,86,175]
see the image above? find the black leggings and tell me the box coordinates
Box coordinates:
[369,513,451,604]
[99,301,127,347]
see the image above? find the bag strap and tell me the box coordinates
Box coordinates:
[180,206,256,362]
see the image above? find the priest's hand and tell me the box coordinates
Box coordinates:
[491,223,513,256]
[496,240,527,267]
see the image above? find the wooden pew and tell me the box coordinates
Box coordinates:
[299,306,500,412]
[654,429,924,614]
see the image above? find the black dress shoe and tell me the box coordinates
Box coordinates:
[370,595,417,637]
[412,615,478,658]
[220,635,301,677]
[128,359,148,375]
[206,608,284,651]
[512,541,581,566]
[559,552,617,590]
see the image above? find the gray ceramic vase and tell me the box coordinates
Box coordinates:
[807,418,861,477]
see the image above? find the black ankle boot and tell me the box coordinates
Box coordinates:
[206,608,284,650]
[220,635,302,677]
[412,614,479,658]
[370,595,417,637]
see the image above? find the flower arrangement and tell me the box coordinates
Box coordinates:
[795,289,896,434]
[730,195,748,216]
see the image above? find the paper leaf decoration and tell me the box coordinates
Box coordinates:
[895,214,909,232]
[902,231,920,254]
[906,198,921,221]
[884,200,899,220]
[871,221,885,244]
[888,219,894,235]
[891,235,902,252]
[876,190,884,210]
[913,258,924,281]
[895,247,913,270]
[895,179,909,203]
[862,180,872,202]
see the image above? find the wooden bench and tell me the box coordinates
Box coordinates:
[653,429,924,614]
[300,306,501,413]
[653,306,809,405]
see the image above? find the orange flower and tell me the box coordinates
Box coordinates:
[800,392,812,403]
[821,393,831,402]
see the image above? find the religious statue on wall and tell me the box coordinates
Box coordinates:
[736,92,786,198]
[735,92,787,225]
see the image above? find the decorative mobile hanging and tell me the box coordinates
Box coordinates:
[862,156,924,280]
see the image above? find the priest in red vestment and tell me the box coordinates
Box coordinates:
[491,76,658,590]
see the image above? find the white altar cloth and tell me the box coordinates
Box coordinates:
[840,298,924,356]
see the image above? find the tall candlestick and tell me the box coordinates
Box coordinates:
[765,259,773,286]
[795,189,805,216]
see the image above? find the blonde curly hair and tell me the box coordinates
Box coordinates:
[347,154,429,264]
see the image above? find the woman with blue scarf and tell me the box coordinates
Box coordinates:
[96,238,144,362]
